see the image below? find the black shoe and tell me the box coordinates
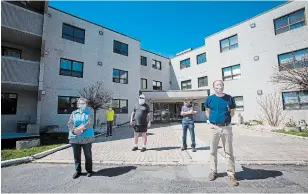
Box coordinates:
[181,146,187,151]
[132,146,138,151]
[73,172,81,179]
[87,172,93,177]
[110,134,113,136]
[141,147,146,152]
[106,134,109,137]
[192,147,197,152]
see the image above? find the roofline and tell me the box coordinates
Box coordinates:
[48,5,140,42]
[171,45,206,59]
[141,49,170,59]
[204,1,292,40]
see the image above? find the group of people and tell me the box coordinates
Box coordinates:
[67,79,239,186]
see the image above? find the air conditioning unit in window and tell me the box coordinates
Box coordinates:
[97,61,102,66]
[99,30,104,35]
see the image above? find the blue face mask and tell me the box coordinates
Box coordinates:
[78,104,86,110]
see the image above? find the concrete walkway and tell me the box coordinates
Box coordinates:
[34,123,308,165]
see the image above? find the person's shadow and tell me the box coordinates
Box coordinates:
[93,166,137,177]
[147,146,181,151]
[218,166,283,181]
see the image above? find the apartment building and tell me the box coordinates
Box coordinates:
[1,1,308,133]
[1,1,47,132]
[170,1,308,122]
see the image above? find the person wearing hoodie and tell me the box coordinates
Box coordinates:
[67,98,94,179]
[130,94,151,152]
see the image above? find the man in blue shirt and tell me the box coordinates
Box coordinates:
[204,80,239,186]
[181,98,197,152]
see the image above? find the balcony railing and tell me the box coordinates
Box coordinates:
[1,57,39,87]
[1,1,44,36]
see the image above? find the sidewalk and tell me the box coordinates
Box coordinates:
[34,123,308,165]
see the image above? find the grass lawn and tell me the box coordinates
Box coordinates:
[278,130,308,137]
[1,144,64,161]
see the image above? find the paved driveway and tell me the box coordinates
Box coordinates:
[34,123,308,165]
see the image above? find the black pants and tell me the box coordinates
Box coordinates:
[107,121,113,135]
[71,143,92,173]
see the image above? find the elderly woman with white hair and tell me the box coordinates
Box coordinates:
[68,98,95,179]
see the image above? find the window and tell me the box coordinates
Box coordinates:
[152,60,162,70]
[113,40,128,56]
[62,23,85,44]
[197,53,207,64]
[198,76,208,88]
[220,35,238,52]
[141,78,147,89]
[153,80,162,91]
[222,64,241,81]
[1,46,21,59]
[59,58,83,78]
[282,91,308,110]
[234,96,244,111]
[180,58,190,69]
[112,99,128,114]
[113,69,128,84]
[141,56,147,66]
[1,93,18,115]
[278,48,308,69]
[274,9,306,35]
[57,96,79,114]
[181,80,192,90]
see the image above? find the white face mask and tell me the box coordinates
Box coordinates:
[139,95,145,105]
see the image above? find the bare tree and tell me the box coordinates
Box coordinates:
[256,93,286,126]
[271,54,308,90]
[79,81,112,128]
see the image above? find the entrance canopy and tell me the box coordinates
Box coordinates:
[141,89,210,102]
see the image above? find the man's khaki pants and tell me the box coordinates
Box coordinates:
[209,124,235,177]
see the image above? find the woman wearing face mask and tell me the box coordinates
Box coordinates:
[68,98,95,179]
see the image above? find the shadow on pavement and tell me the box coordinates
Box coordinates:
[218,166,283,181]
[196,146,210,150]
[93,166,137,177]
[94,127,155,143]
[147,146,181,151]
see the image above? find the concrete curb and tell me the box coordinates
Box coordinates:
[32,144,71,159]
[1,156,33,167]
[2,126,119,168]
[30,158,308,166]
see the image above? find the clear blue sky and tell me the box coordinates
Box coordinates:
[50,1,286,57]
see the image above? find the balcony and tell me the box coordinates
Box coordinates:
[1,57,39,88]
[1,1,44,37]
